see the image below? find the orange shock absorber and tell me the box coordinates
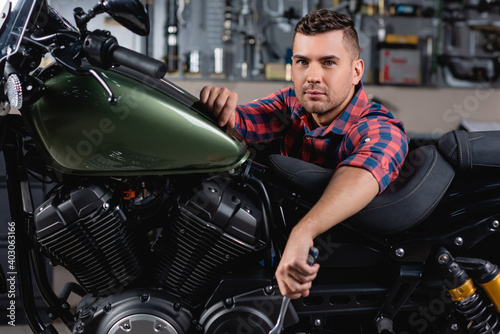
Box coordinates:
[447,277,477,302]
[481,272,500,312]
[437,249,477,302]
[457,257,500,313]
[437,248,500,333]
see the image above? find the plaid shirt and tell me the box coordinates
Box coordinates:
[235,83,409,193]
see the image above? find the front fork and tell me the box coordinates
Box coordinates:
[2,115,72,333]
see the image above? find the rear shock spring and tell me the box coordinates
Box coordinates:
[437,248,500,334]
[456,290,500,333]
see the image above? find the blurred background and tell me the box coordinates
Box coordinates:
[41,0,500,135]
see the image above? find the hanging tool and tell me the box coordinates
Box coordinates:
[269,247,319,334]
[165,0,179,72]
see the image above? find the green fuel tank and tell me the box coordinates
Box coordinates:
[26,65,249,176]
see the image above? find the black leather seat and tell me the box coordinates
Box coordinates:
[269,145,456,234]
[438,130,500,171]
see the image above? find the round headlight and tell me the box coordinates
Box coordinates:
[6,74,23,110]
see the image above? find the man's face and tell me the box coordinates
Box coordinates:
[291,30,363,126]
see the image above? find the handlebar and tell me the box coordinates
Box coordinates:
[84,30,167,79]
[112,46,167,79]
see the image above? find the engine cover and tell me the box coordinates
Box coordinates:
[72,288,192,334]
[199,286,299,334]
[34,185,143,296]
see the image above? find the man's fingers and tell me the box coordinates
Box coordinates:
[206,89,225,117]
[214,87,237,116]
[278,277,313,299]
[199,86,238,128]
[276,261,319,299]
[285,260,319,280]
[199,86,220,111]
[287,264,318,290]
[294,266,318,283]
[218,111,236,128]
[199,86,211,104]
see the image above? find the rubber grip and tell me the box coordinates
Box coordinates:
[112,46,167,79]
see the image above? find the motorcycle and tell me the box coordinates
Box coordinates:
[2,0,500,333]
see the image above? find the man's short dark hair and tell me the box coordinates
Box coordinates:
[294,9,360,60]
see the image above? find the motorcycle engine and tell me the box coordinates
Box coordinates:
[153,176,266,307]
[34,184,144,296]
[34,176,267,333]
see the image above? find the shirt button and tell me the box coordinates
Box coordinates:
[304,135,312,140]
[364,137,371,143]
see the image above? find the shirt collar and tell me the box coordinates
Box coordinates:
[325,82,369,135]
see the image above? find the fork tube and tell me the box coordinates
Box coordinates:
[3,125,57,333]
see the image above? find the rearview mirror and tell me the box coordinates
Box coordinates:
[96,0,150,36]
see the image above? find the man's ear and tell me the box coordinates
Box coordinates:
[352,58,364,85]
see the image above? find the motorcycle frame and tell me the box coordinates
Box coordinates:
[2,115,70,333]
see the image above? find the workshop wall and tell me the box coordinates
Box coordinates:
[48,0,500,86]
[47,0,500,134]
[158,0,500,88]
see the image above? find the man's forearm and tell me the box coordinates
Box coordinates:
[275,165,380,298]
[291,165,379,240]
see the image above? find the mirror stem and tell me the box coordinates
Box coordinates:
[74,4,104,38]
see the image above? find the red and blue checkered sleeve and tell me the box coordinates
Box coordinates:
[234,89,292,143]
[337,117,409,193]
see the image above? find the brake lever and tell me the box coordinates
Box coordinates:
[51,42,117,105]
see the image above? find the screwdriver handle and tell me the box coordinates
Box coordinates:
[307,246,319,266]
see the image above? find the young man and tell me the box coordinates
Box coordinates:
[199,9,409,299]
